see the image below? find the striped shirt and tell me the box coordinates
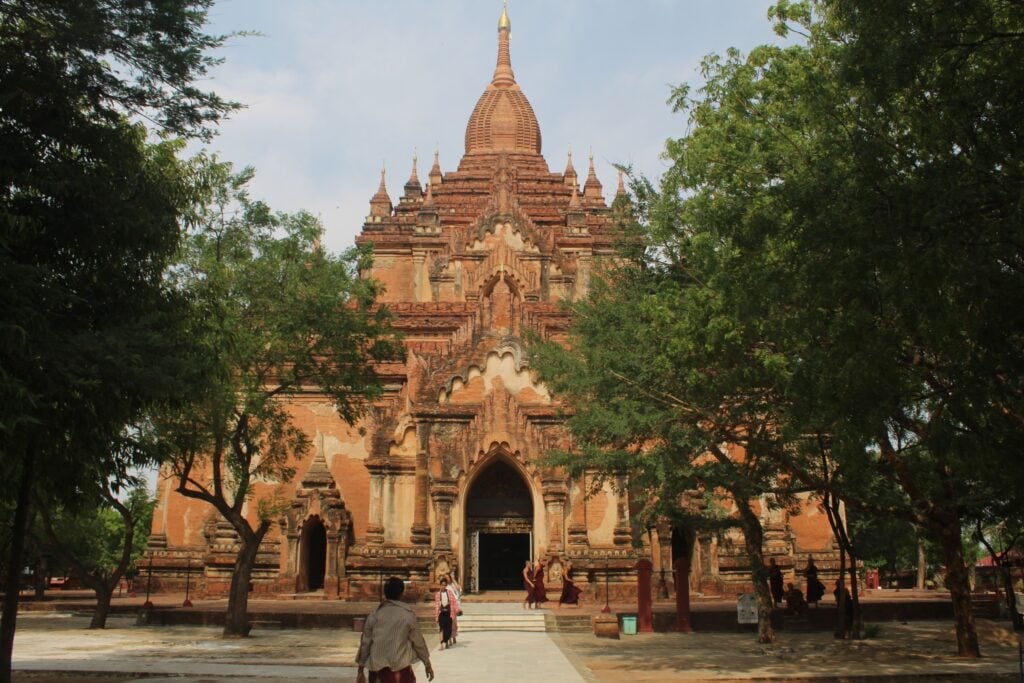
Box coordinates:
[356,600,431,673]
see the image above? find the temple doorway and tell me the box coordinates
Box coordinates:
[464,459,533,592]
[298,516,327,592]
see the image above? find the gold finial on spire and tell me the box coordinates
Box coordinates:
[492,0,515,86]
[498,0,511,31]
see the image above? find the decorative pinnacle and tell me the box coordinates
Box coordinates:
[498,0,511,31]
[493,1,515,87]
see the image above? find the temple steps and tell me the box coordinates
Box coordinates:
[545,613,592,633]
[455,612,547,633]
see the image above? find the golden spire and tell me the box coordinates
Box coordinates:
[493,0,515,87]
[498,0,511,31]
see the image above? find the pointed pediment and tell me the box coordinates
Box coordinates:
[301,449,336,490]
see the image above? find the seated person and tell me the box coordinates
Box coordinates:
[784,582,807,614]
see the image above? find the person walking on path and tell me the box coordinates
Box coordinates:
[533,559,548,606]
[435,576,460,649]
[356,577,434,683]
[805,556,825,606]
[522,560,536,610]
[558,560,582,608]
[768,558,784,606]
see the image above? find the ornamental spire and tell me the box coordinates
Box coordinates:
[583,150,604,201]
[369,164,392,218]
[404,151,422,199]
[492,0,515,87]
[564,146,578,188]
[429,146,443,187]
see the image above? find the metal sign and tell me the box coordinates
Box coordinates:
[737,593,758,624]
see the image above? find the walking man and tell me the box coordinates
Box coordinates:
[356,577,434,683]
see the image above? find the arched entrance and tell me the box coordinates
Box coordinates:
[298,516,327,592]
[464,459,533,592]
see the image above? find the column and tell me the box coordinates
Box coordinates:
[566,472,589,551]
[366,462,385,545]
[542,478,567,554]
[410,450,431,545]
[613,474,631,545]
[430,479,457,551]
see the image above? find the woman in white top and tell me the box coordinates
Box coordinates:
[434,577,460,649]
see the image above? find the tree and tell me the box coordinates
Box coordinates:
[0,2,236,678]
[34,483,154,629]
[656,0,1024,657]
[531,194,805,644]
[537,0,1023,656]
[154,158,398,637]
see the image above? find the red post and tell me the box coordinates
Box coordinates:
[636,559,654,633]
[673,555,692,632]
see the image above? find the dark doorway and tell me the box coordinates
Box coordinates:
[671,527,693,567]
[479,533,530,590]
[300,517,327,592]
[465,458,533,592]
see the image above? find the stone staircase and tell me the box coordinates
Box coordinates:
[545,613,592,634]
[457,611,547,632]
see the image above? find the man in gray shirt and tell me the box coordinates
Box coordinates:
[357,577,435,683]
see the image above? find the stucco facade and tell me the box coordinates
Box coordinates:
[145,6,840,601]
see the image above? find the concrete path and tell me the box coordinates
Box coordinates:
[12,606,593,682]
[426,602,589,682]
[11,606,1022,682]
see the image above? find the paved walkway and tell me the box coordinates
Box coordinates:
[12,607,589,683]
[10,604,1024,681]
[427,602,588,682]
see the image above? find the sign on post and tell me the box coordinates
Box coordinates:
[737,593,758,624]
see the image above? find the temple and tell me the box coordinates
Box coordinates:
[145,5,838,600]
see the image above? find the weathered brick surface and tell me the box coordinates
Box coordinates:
[148,6,836,599]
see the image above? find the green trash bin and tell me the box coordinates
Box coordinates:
[621,616,637,635]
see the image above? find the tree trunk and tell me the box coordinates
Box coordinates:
[835,542,847,638]
[1,452,35,683]
[933,517,981,657]
[848,548,863,639]
[736,498,774,643]
[916,541,927,590]
[90,582,114,630]
[223,530,264,638]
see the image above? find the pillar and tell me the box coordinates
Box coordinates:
[612,474,631,545]
[674,552,693,632]
[655,521,671,599]
[411,451,431,545]
[366,464,385,545]
[431,479,457,551]
[636,559,654,633]
[542,479,567,554]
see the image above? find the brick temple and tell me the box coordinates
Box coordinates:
[145,5,838,601]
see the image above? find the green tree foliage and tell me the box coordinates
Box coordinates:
[154,158,399,637]
[532,204,799,644]
[0,1,236,677]
[34,485,154,629]
[534,0,1023,655]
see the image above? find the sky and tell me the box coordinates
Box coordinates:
[198,1,790,255]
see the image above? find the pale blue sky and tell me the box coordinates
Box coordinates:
[199,1,789,254]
